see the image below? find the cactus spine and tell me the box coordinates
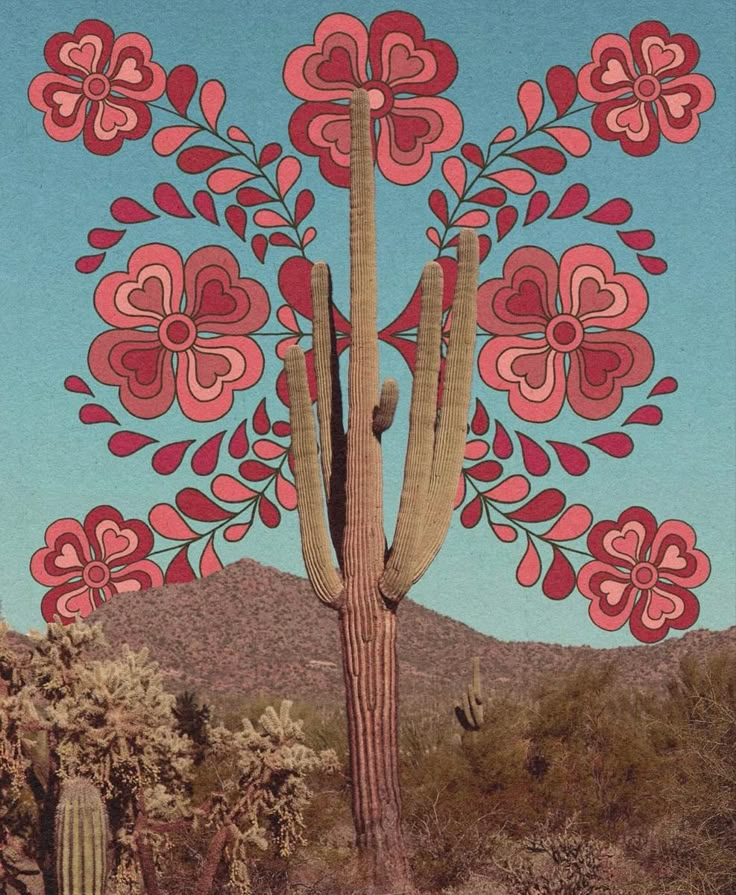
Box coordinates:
[456,656,485,732]
[55,778,108,895]
[284,89,479,894]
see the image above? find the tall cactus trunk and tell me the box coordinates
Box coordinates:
[339,598,412,891]
[284,89,478,893]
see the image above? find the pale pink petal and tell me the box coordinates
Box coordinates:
[559,245,648,328]
[649,519,710,587]
[30,519,92,585]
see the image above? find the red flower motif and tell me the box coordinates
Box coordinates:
[577,21,715,156]
[31,505,163,623]
[88,244,270,421]
[28,19,165,155]
[283,12,462,186]
[577,507,709,642]
[477,245,653,422]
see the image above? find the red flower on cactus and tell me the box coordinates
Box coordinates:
[577,507,709,642]
[28,19,166,155]
[283,11,462,186]
[577,21,715,156]
[31,505,164,623]
[88,244,269,421]
[477,245,653,422]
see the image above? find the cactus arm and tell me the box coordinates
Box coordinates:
[412,229,479,584]
[455,656,484,732]
[373,378,399,436]
[344,88,384,579]
[285,346,344,609]
[380,262,443,603]
[311,259,347,560]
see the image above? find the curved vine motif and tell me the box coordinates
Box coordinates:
[28,14,716,642]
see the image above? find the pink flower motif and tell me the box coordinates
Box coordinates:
[577,507,710,642]
[28,19,165,155]
[283,12,462,186]
[477,245,654,422]
[31,505,164,623]
[577,21,715,156]
[88,244,270,421]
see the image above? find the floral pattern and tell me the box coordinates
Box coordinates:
[28,19,166,155]
[477,245,653,422]
[31,505,163,623]
[577,20,715,156]
[283,11,462,186]
[88,244,270,421]
[577,507,710,642]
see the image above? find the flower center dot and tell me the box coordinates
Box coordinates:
[633,75,661,101]
[545,314,584,352]
[82,73,111,101]
[159,314,197,352]
[631,561,659,589]
[83,561,110,587]
[361,81,394,117]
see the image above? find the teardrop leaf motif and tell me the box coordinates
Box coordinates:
[191,431,225,476]
[165,546,196,584]
[541,504,592,541]
[108,431,157,457]
[508,488,565,523]
[517,80,544,131]
[152,440,194,475]
[516,536,542,586]
[199,535,224,577]
[461,496,483,528]
[542,547,576,599]
[199,79,226,130]
[149,503,199,541]
[547,441,590,476]
[517,432,551,476]
[176,487,234,522]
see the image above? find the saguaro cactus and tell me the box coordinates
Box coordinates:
[455,656,485,732]
[55,778,108,895]
[285,89,479,894]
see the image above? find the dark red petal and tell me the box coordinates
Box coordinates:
[237,187,274,206]
[496,206,518,241]
[259,143,282,167]
[253,398,271,435]
[524,192,550,225]
[471,399,489,435]
[153,182,193,218]
[542,547,576,599]
[466,460,502,482]
[252,234,267,263]
[152,440,194,475]
[191,431,225,476]
[585,432,634,457]
[76,253,106,273]
[64,375,94,396]
[510,147,566,175]
[259,496,281,528]
[88,228,125,249]
[545,65,577,117]
[110,197,158,224]
[429,189,449,223]
[166,64,198,116]
[228,420,249,458]
[193,190,219,224]
[165,546,196,584]
[549,183,590,219]
[79,404,118,425]
[584,198,632,225]
[508,489,565,523]
[176,487,234,522]
[225,206,247,240]
[547,441,590,476]
[461,142,485,167]
[517,432,550,476]
[239,459,274,481]
[623,405,663,426]
[617,229,655,250]
[648,376,678,397]
[177,146,234,174]
[294,189,315,225]
[492,420,513,459]
[461,496,483,528]
[108,431,157,456]
[637,254,668,275]
[469,187,506,207]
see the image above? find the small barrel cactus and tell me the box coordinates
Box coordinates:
[55,777,108,895]
[455,656,484,732]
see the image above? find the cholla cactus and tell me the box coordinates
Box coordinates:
[285,89,479,893]
[55,777,109,895]
[455,656,485,733]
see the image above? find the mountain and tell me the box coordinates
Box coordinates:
[60,557,735,707]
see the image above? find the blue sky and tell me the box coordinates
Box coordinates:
[1,0,734,645]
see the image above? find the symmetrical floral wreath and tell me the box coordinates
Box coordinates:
[28,13,715,643]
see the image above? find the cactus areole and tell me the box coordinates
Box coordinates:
[285,89,479,894]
